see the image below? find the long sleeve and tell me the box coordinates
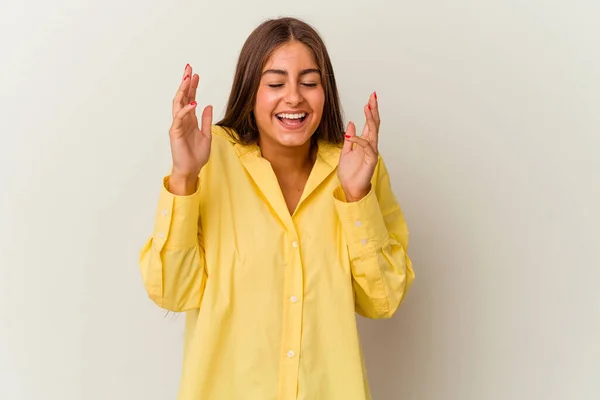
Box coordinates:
[333,156,415,319]
[138,176,208,312]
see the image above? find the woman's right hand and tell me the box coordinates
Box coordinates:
[168,64,213,195]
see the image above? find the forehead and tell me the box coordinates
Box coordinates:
[263,42,318,71]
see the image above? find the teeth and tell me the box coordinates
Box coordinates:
[277,113,306,119]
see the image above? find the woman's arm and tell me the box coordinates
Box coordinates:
[334,156,415,319]
[139,175,208,312]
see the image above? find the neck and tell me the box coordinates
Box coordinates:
[258,137,316,174]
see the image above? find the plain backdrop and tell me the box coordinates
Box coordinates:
[1,0,599,399]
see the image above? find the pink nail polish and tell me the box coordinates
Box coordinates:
[185,63,190,70]
[374,91,377,100]
[184,74,189,80]
[190,101,197,106]
[368,104,371,110]
[345,134,350,138]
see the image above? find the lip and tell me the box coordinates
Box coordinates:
[275,110,310,115]
[274,113,310,131]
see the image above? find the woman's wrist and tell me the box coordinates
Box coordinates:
[168,174,198,196]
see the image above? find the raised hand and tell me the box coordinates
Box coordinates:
[337,92,380,202]
[168,64,213,195]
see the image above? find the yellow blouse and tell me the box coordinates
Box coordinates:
[139,125,415,400]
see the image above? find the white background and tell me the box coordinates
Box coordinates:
[1,0,599,399]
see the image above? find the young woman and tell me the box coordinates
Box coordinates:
[139,16,415,400]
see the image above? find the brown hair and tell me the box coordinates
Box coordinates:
[216,17,345,146]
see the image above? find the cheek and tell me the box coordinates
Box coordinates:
[255,89,278,117]
[310,90,325,119]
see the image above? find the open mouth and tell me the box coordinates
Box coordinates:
[276,112,308,129]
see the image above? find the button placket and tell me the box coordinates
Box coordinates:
[278,230,303,398]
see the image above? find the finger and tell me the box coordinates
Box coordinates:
[369,91,380,129]
[172,65,192,117]
[342,121,356,154]
[200,105,213,138]
[184,64,194,101]
[171,101,197,133]
[189,74,200,103]
[345,136,378,159]
[363,103,379,149]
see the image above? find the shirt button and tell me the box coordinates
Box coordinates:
[290,296,297,303]
[355,220,362,227]
[287,350,295,358]
[162,209,168,216]
[292,241,299,248]
[158,232,165,239]
[361,238,368,245]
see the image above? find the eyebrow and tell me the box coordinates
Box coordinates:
[262,68,321,77]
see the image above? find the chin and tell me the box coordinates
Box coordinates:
[270,115,317,147]
[272,132,312,148]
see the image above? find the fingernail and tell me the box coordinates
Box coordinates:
[345,134,350,138]
[190,101,197,106]
[374,91,377,99]
[368,104,371,110]
[184,74,190,80]
[185,63,190,70]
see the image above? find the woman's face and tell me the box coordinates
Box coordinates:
[253,41,325,150]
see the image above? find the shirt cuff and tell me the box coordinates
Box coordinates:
[333,185,389,259]
[152,175,201,251]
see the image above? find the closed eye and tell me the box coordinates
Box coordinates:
[267,83,319,88]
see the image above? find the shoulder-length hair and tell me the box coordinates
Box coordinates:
[216,17,345,146]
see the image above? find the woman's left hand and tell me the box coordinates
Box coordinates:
[338,92,380,202]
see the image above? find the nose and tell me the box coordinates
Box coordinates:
[284,83,303,106]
